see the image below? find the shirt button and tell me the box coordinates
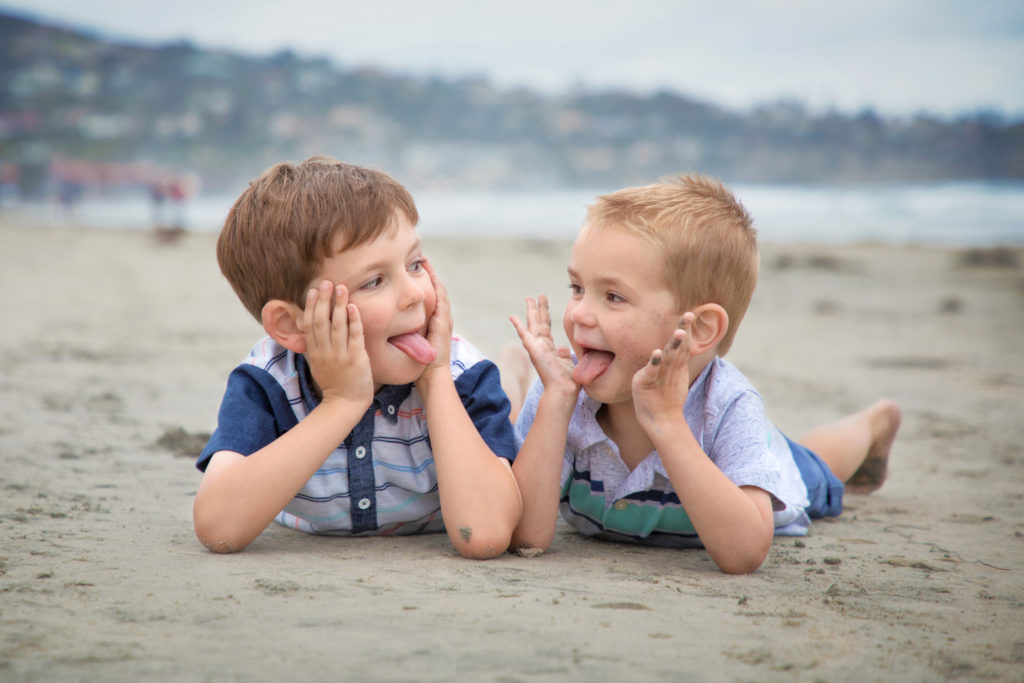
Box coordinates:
[354,446,367,459]
[357,497,372,510]
[386,405,396,416]
[613,500,628,511]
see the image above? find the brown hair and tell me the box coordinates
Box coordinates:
[217,155,418,321]
[585,174,757,354]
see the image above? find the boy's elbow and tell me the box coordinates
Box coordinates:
[193,510,250,554]
[451,525,513,560]
[509,528,553,555]
[713,540,771,575]
[716,553,766,575]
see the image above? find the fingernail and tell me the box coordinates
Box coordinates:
[671,338,682,349]
[651,355,661,366]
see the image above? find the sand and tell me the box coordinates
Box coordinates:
[1,216,1022,681]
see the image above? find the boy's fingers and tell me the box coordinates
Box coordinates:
[524,297,539,332]
[538,294,551,334]
[510,315,528,340]
[346,303,365,350]
[317,280,335,339]
[331,284,350,348]
[309,280,333,346]
[304,287,318,344]
[423,257,447,300]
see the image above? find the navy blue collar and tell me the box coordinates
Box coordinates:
[373,382,414,423]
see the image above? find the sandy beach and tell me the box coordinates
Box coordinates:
[1,215,1022,681]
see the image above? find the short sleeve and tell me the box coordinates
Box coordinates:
[453,359,517,461]
[706,391,784,497]
[195,365,300,472]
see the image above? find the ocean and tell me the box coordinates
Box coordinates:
[12,181,1024,246]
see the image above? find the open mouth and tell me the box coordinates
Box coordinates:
[573,347,615,384]
[387,331,437,365]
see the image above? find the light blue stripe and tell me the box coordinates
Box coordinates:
[315,457,434,477]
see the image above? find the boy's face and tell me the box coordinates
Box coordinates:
[312,212,436,390]
[563,224,681,405]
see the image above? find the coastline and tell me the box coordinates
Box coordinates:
[1,219,1022,681]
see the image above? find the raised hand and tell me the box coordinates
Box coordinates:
[303,280,373,406]
[510,295,579,400]
[418,258,453,381]
[632,312,695,431]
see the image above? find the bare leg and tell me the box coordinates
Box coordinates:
[796,399,901,494]
[497,343,533,425]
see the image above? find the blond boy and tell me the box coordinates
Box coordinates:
[510,175,900,574]
[193,155,521,558]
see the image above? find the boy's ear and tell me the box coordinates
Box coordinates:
[688,303,728,355]
[261,299,307,353]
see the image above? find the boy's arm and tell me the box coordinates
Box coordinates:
[508,296,580,551]
[193,282,374,552]
[632,316,774,574]
[416,261,523,559]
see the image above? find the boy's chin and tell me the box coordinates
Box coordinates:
[578,376,633,406]
[372,356,428,388]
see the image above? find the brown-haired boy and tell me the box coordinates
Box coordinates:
[193,155,522,558]
[509,175,900,574]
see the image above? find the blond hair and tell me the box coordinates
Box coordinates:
[585,174,757,354]
[217,155,418,321]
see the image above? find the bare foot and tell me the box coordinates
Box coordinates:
[497,343,533,424]
[845,399,901,494]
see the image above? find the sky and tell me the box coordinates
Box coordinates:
[3,0,1023,118]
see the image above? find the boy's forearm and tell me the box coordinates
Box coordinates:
[510,391,575,551]
[193,397,369,552]
[417,372,523,559]
[650,422,775,574]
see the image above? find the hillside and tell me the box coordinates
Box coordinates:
[1,11,1022,194]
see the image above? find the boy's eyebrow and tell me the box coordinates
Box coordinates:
[567,265,631,289]
[351,238,423,276]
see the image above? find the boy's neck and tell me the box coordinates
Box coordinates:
[597,401,655,472]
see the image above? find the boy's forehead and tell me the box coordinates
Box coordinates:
[571,222,670,283]
[574,221,659,260]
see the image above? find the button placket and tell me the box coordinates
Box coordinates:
[345,404,378,533]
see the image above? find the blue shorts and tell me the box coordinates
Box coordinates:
[786,436,844,518]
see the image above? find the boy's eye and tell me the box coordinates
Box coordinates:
[568,283,582,295]
[360,276,384,290]
[409,258,424,272]
[606,292,625,303]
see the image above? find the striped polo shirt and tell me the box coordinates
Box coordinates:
[513,357,811,547]
[198,335,516,536]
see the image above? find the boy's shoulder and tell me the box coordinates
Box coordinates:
[241,336,294,373]
[685,356,765,429]
[448,333,488,379]
[695,357,759,401]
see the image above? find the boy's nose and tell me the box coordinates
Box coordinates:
[398,272,426,308]
[568,298,597,327]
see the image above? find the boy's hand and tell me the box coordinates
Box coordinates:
[303,280,373,406]
[510,296,580,400]
[632,312,695,432]
[417,258,453,385]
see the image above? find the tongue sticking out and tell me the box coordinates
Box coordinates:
[389,332,437,365]
[573,350,614,385]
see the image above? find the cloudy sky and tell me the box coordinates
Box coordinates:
[3,0,1023,118]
